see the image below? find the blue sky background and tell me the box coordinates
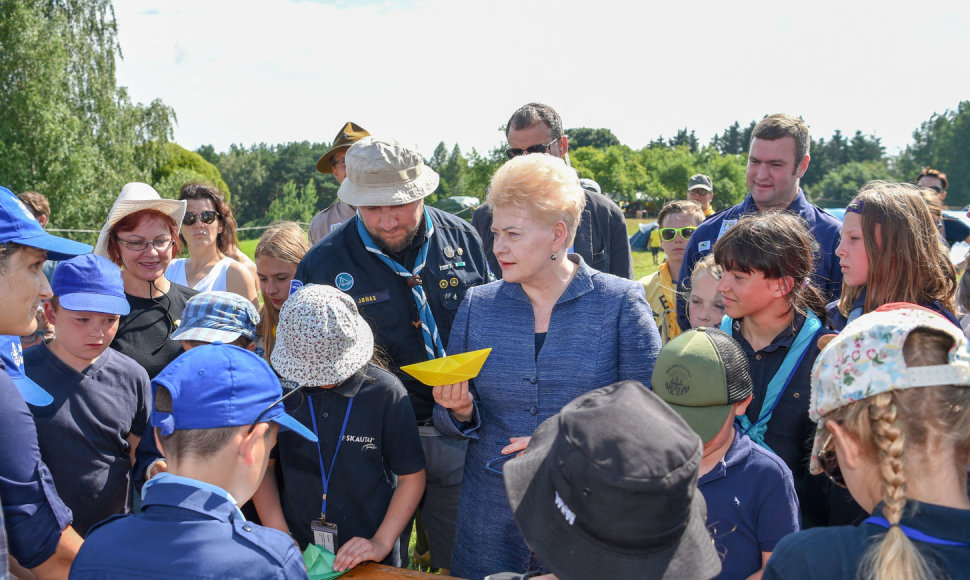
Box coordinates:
[115,0,970,159]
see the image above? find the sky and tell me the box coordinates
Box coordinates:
[114,0,970,160]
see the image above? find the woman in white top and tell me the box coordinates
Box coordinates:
[166,183,257,304]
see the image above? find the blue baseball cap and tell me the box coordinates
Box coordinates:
[0,335,53,406]
[0,186,91,260]
[150,343,316,442]
[170,291,259,343]
[51,254,130,316]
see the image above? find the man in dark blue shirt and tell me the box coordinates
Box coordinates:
[676,114,843,330]
[295,137,489,574]
[916,167,970,247]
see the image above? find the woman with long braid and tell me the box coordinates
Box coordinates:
[764,304,970,579]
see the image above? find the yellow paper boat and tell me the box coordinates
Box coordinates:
[400,348,492,387]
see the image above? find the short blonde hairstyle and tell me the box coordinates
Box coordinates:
[486,154,584,246]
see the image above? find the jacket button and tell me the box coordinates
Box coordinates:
[529,376,538,384]
[323,412,329,419]
[529,406,538,416]
[243,525,253,532]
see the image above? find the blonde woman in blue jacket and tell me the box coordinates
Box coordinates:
[433,154,661,579]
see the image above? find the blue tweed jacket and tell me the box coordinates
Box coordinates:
[434,256,661,578]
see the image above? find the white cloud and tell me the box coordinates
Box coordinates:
[115,0,970,158]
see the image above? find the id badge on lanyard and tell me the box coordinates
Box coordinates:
[307,396,355,551]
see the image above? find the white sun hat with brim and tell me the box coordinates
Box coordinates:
[94,182,187,259]
[337,137,440,207]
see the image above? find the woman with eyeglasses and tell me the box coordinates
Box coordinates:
[165,183,258,305]
[432,154,661,579]
[95,182,195,379]
[764,304,970,580]
[638,200,704,343]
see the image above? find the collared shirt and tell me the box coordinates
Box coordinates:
[0,362,73,569]
[699,429,799,580]
[675,190,843,330]
[275,364,425,554]
[143,473,245,521]
[764,500,970,579]
[71,477,307,579]
[639,261,681,343]
[294,206,489,422]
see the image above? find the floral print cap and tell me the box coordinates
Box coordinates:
[808,303,970,474]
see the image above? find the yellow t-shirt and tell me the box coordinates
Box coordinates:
[638,261,681,344]
[649,228,662,249]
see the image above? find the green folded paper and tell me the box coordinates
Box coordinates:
[302,544,346,580]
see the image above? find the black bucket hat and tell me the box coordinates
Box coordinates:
[504,380,721,580]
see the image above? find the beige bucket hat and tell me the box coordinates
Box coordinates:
[94,183,186,259]
[337,137,439,207]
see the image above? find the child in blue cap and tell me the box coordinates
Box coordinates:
[24,253,151,537]
[71,343,317,579]
[0,186,90,577]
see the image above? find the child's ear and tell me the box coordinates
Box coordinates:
[774,276,795,298]
[734,394,754,416]
[238,423,267,465]
[828,421,863,470]
[42,301,57,325]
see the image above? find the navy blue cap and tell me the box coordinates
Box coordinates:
[51,254,130,316]
[0,335,53,406]
[150,343,316,442]
[0,186,91,260]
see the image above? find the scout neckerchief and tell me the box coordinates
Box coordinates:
[308,396,355,520]
[357,207,445,360]
[864,516,970,547]
[720,311,821,451]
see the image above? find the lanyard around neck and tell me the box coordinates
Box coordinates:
[307,396,355,519]
[865,516,970,547]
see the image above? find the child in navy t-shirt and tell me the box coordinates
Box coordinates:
[25,254,150,536]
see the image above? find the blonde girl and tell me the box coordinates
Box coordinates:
[764,304,970,580]
[253,222,308,363]
[832,181,958,330]
[686,254,724,329]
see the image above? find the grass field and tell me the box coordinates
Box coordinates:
[240,219,665,280]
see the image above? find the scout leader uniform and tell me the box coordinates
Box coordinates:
[294,137,488,570]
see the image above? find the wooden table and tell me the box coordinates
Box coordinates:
[341,562,461,578]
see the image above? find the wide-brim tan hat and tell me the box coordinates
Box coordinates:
[337,137,439,207]
[94,182,186,259]
[316,122,370,174]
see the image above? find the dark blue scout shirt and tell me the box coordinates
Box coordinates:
[764,500,970,580]
[676,191,843,330]
[699,428,800,580]
[0,361,73,568]
[70,478,308,580]
[276,364,425,555]
[24,342,151,536]
[294,206,488,422]
[943,215,970,247]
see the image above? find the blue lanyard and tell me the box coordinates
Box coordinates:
[865,516,970,547]
[307,396,355,519]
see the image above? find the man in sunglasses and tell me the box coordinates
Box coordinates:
[308,122,370,246]
[471,102,633,280]
[917,167,970,247]
[676,114,843,331]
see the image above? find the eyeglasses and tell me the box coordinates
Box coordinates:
[817,433,846,488]
[183,211,220,226]
[116,237,175,252]
[247,382,305,435]
[659,227,696,241]
[331,157,346,169]
[505,138,559,159]
[924,185,943,194]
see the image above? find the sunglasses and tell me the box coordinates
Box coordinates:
[247,382,305,435]
[505,138,559,159]
[817,433,846,488]
[925,185,943,194]
[183,211,220,226]
[659,226,696,241]
[116,237,174,252]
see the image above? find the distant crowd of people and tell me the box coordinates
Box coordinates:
[0,103,968,580]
